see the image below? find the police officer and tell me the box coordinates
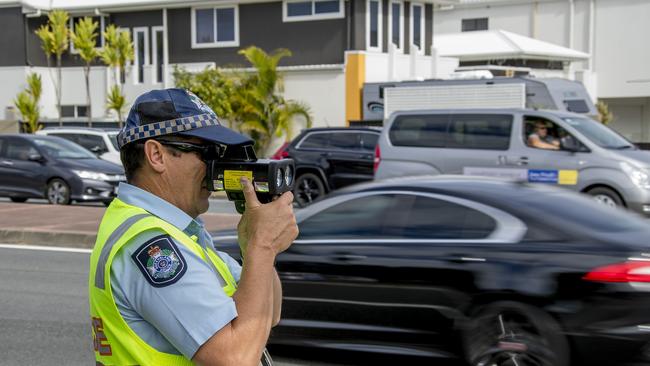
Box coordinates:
[89,88,298,365]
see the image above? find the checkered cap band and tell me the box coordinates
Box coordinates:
[118,113,221,147]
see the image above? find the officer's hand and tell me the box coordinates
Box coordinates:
[237,177,298,257]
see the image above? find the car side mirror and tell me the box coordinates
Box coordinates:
[560,136,580,152]
[28,153,45,163]
[90,145,105,155]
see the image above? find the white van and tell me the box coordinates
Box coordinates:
[375,109,650,216]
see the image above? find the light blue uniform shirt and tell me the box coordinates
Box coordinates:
[110,183,242,359]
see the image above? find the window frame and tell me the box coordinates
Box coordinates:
[388,0,404,53]
[409,2,425,55]
[60,105,89,119]
[295,190,527,243]
[366,0,383,52]
[132,27,150,85]
[282,0,345,22]
[151,26,164,84]
[191,5,240,48]
[69,15,106,54]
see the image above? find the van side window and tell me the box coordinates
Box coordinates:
[524,118,567,151]
[447,114,512,150]
[389,115,448,147]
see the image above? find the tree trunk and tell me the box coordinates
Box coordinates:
[85,66,92,127]
[56,55,62,126]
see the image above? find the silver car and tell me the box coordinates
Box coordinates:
[375,109,650,216]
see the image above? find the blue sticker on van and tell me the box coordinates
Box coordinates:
[528,170,558,184]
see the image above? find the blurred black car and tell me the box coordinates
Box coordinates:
[213,176,650,366]
[272,127,380,206]
[0,134,125,205]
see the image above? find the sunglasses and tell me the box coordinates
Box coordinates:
[155,139,222,160]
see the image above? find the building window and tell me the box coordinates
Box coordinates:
[410,3,424,54]
[389,1,403,52]
[283,0,344,22]
[191,6,239,48]
[69,16,106,53]
[133,27,149,84]
[152,26,164,84]
[462,17,488,32]
[61,105,89,118]
[367,0,382,51]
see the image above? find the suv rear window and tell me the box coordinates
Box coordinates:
[298,131,379,152]
[389,114,512,150]
[299,133,330,149]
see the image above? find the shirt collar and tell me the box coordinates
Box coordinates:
[116,182,204,236]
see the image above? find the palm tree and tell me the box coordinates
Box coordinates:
[596,100,613,125]
[101,25,134,93]
[35,10,69,126]
[106,85,126,126]
[101,25,134,127]
[71,17,99,127]
[14,73,43,133]
[173,66,239,129]
[234,47,312,155]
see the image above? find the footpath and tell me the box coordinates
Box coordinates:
[0,201,239,248]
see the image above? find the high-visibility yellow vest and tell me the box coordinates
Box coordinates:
[88,198,238,365]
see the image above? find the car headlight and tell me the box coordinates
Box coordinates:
[73,170,111,181]
[621,162,650,189]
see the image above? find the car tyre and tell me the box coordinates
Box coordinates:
[294,173,326,207]
[46,178,71,205]
[463,301,569,366]
[587,186,624,208]
[10,197,28,203]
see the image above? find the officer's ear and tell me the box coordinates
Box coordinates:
[143,139,167,174]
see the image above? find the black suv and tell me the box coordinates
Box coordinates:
[273,127,380,206]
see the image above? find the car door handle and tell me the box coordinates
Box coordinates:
[332,254,367,261]
[514,156,529,166]
[1,160,13,166]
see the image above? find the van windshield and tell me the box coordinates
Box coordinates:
[562,117,635,149]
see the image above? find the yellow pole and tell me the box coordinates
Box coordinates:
[345,52,365,126]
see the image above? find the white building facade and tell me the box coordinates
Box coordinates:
[433,0,650,142]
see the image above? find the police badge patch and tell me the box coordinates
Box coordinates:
[185,90,217,116]
[132,235,187,287]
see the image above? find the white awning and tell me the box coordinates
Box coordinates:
[433,30,590,62]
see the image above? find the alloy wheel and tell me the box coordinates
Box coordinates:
[47,179,71,205]
[294,173,325,207]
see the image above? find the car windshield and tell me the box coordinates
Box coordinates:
[33,137,97,159]
[562,117,635,149]
[108,132,119,150]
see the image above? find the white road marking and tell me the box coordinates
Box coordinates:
[0,243,92,253]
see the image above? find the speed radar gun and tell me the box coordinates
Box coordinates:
[204,144,295,214]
